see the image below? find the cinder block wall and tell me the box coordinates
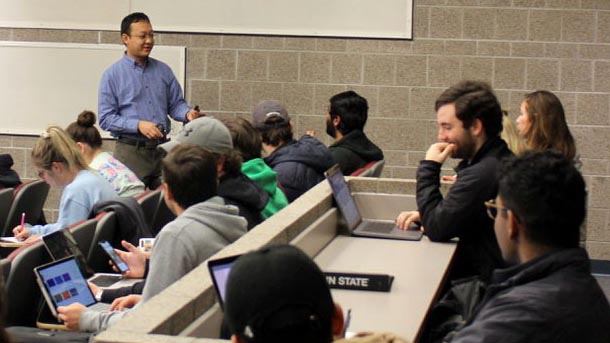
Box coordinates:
[1,0,609,258]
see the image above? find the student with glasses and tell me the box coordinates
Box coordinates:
[450,151,610,343]
[98,12,204,190]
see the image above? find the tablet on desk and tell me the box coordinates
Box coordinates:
[42,230,137,289]
[34,256,110,318]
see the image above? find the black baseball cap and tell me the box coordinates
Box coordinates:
[224,244,334,343]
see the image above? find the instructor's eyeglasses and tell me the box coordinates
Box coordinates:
[131,33,155,41]
[484,200,510,220]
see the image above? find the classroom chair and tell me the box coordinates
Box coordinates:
[66,218,98,263]
[0,187,14,231]
[136,189,162,231]
[0,257,10,285]
[4,241,52,326]
[350,160,385,178]
[86,212,117,273]
[150,190,176,236]
[3,180,50,236]
[368,159,385,177]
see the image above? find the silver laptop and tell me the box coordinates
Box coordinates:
[325,164,423,241]
[34,256,110,318]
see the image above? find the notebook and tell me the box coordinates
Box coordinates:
[42,229,134,289]
[325,164,423,241]
[207,254,241,309]
[34,256,110,318]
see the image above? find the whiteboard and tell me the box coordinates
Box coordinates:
[0,0,413,39]
[0,41,185,136]
[0,0,128,31]
[134,0,413,39]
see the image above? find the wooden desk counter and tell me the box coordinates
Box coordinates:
[314,235,456,342]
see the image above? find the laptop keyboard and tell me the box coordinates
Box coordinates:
[360,221,397,233]
[89,274,121,287]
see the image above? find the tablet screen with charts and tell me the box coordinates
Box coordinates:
[34,256,97,317]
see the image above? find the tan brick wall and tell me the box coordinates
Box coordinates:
[1,1,609,257]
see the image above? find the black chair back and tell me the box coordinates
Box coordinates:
[67,218,98,264]
[150,191,176,236]
[136,189,162,230]
[4,241,52,326]
[3,180,50,236]
[86,212,117,273]
[0,187,14,232]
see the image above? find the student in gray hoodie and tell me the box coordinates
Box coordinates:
[57,144,248,332]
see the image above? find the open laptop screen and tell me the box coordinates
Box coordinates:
[325,164,362,231]
[42,228,93,277]
[207,254,241,308]
[35,257,97,309]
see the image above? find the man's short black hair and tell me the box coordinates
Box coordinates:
[329,91,368,134]
[161,144,217,209]
[121,12,150,36]
[258,116,293,147]
[435,80,503,137]
[498,150,586,249]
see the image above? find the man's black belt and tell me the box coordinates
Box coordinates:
[117,136,168,149]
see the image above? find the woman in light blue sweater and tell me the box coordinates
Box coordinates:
[13,126,117,241]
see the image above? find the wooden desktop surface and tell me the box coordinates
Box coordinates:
[314,235,456,342]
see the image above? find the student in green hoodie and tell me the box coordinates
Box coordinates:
[221,117,288,218]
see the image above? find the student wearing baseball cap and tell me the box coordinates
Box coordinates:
[251,100,334,203]
[224,244,409,343]
[160,116,268,230]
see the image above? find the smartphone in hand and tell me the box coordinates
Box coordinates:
[98,241,129,274]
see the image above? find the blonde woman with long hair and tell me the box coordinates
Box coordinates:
[501,111,525,155]
[13,127,117,241]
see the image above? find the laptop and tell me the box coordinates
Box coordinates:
[42,228,133,289]
[207,254,241,309]
[34,256,110,318]
[325,164,423,241]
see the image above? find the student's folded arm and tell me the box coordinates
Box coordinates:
[416,162,484,242]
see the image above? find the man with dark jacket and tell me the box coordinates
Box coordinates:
[252,100,334,203]
[396,81,512,282]
[326,91,383,175]
[449,151,610,343]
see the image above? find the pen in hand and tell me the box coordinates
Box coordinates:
[13,212,26,241]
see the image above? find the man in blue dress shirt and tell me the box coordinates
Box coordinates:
[98,12,203,189]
